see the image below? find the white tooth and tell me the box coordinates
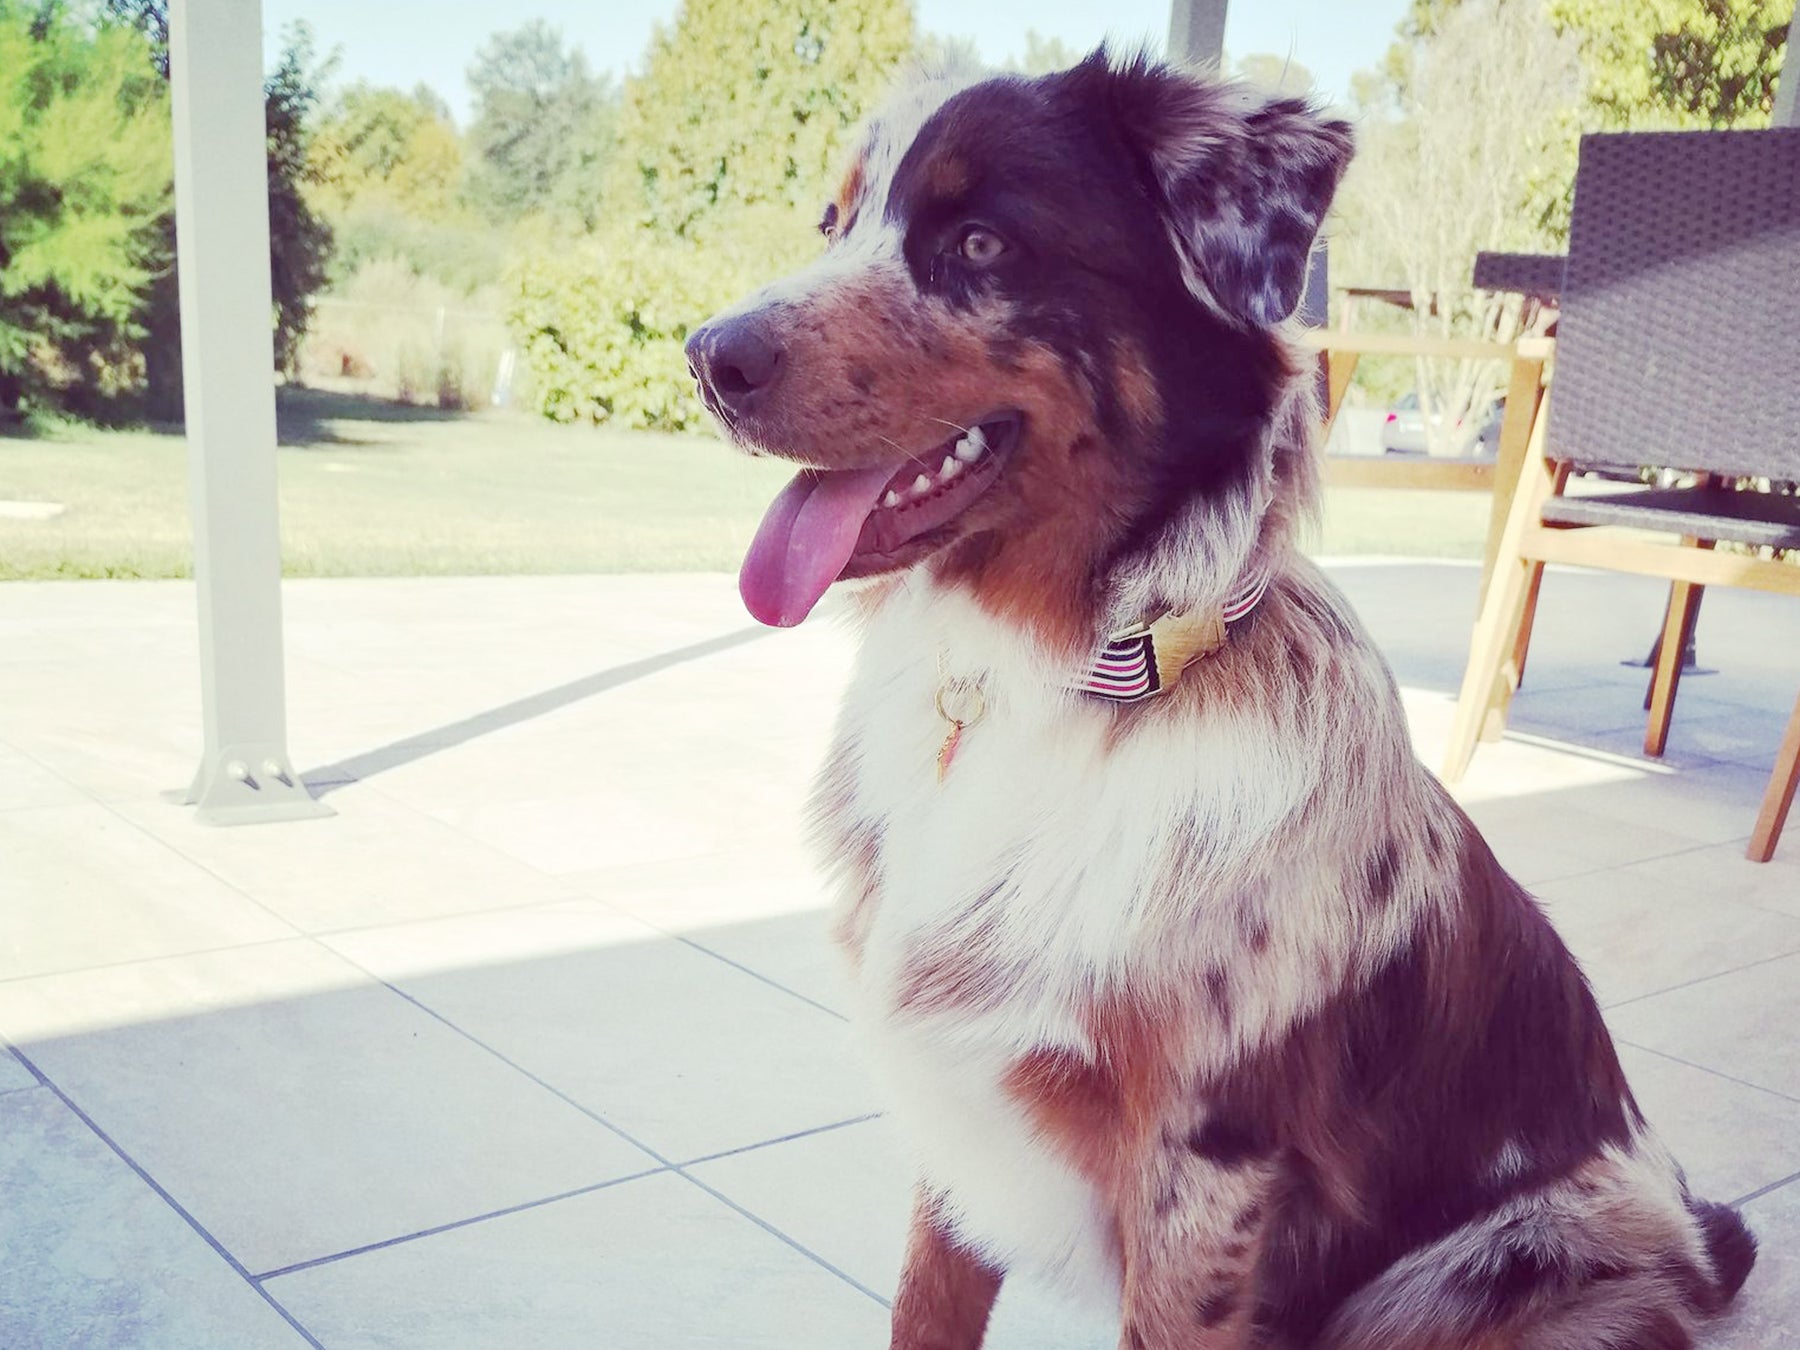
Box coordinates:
[882,490,900,508]
[967,426,988,453]
[912,474,933,495]
[939,456,962,480]
[953,436,982,463]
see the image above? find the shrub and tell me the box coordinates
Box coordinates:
[0,9,171,419]
[299,258,510,410]
[512,203,815,430]
[506,0,912,430]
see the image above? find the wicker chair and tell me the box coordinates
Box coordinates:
[1442,129,1800,862]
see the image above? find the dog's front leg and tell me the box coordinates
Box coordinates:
[890,1189,1003,1350]
[1114,1156,1269,1350]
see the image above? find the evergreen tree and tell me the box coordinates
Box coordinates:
[104,3,335,403]
[0,6,171,418]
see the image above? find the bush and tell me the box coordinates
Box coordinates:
[511,203,815,430]
[323,199,512,296]
[0,10,171,419]
[299,258,510,410]
[506,0,912,431]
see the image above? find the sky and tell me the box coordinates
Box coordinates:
[262,0,1413,125]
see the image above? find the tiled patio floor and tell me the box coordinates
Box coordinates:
[2,562,1797,1348]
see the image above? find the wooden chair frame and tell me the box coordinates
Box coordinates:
[1307,331,1548,591]
[1442,370,1800,862]
[1306,330,1553,739]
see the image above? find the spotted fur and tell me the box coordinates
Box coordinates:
[693,49,1754,1350]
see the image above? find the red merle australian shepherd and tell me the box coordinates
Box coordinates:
[686,51,1755,1350]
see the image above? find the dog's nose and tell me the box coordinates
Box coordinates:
[686,316,785,418]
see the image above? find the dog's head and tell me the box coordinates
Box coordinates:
[688,51,1352,645]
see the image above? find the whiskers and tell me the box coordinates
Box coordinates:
[927,416,977,438]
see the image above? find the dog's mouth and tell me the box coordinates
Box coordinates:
[739,412,1021,627]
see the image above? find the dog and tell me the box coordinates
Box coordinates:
[685,49,1756,1350]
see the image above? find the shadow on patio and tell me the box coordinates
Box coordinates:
[3,562,1799,1347]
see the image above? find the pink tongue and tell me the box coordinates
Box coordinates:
[739,465,895,627]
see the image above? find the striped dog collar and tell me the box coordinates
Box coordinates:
[1079,571,1270,703]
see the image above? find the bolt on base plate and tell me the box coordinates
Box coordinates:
[178,742,335,826]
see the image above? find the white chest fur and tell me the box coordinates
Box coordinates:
[827,583,1325,1294]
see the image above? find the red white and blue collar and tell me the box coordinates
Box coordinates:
[1077,570,1270,703]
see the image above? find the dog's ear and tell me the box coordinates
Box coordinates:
[1073,52,1354,328]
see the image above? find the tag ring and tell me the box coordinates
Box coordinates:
[934,680,987,727]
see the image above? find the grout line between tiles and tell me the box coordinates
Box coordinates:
[3,1043,326,1349]
[323,944,884,1306]
[297,885,595,942]
[0,934,308,989]
[45,763,587,953]
[680,1113,882,1169]
[1613,1040,1800,1106]
[253,1165,671,1283]
[1731,1168,1800,1210]
[676,1170,891,1309]
[321,943,676,1164]
[1508,835,1724,891]
[669,934,849,1022]
[77,795,314,940]
[558,893,849,1024]
[1603,944,1800,1015]
[0,739,113,812]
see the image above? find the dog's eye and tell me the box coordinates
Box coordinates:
[957,226,1007,265]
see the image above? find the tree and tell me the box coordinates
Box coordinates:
[1335,0,1582,454]
[1546,0,1791,128]
[307,81,499,292]
[261,29,333,375]
[607,0,914,239]
[465,21,614,223]
[1394,0,1791,126]
[104,3,336,401]
[1233,53,1319,97]
[513,0,914,429]
[913,31,982,73]
[1011,30,1081,76]
[548,90,619,231]
[0,6,171,419]
[311,83,464,219]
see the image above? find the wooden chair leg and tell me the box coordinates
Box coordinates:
[1749,691,1800,863]
[1320,349,1360,444]
[1446,385,1562,783]
[1510,561,1547,686]
[1481,559,1545,741]
[1645,578,1704,756]
[1471,361,1549,735]
[1449,550,1538,780]
[1477,353,1546,606]
[1642,536,1712,754]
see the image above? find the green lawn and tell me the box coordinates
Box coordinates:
[0,387,1491,579]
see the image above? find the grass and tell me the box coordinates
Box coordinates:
[0,387,1492,580]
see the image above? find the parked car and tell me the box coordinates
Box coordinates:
[1382,393,1505,456]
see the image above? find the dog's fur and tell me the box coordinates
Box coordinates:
[690,51,1755,1350]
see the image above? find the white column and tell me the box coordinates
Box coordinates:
[1775,43,1797,126]
[170,0,327,824]
[1167,0,1228,68]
